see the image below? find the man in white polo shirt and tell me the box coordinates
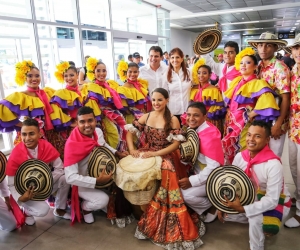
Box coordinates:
[139,46,168,94]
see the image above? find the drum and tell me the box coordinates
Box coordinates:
[115,154,162,205]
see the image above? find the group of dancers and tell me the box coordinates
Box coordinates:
[0,30,300,250]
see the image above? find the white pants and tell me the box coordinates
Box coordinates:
[52,174,70,210]
[78,186,109,212]
[288,139,300,216]
[269,134,286,157]
[181,185,212,215]
[225,205,290,250]
[0,198,17,231]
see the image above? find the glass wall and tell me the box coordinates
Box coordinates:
[0,0,170,153]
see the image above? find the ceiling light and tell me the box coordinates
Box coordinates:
[292,27,296,28]
[291,31,294,32]
[243,33,246,35]
[204,24,215,27]
[222,27,263,32]
[181,8,254,18]
[170,23,183,28]
[242,18,244,20]
[222,20,259,25]
[295,23,299,25]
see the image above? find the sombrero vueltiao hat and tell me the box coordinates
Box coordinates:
[283,33,300,54]
[206,165,255,214]
[0,151,7,183]
[179,128,199,165]
[88,146,117,189]
[193,23,222,55]
[248,32,287,52]
[15,159,53,201]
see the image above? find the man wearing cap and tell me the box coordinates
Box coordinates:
[218,120,291,250]
[132,52,145,67]
[64,106,128,224]
[283,34,300,228]
[6,118,71,225]
[179,102,224,223]
[139,46,168,94]
[201,41,241,92]
[248,32,291,158]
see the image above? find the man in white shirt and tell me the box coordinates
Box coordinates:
[6,119,71,226]
[218,120,291,250]
[64,106,128,224]
[179,102,224,223]
[202,41,240,92]
[139,46,168,94]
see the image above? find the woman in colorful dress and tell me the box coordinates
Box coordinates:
[0,60,71,155]
[162,47,191,125]
[116,61,151,124]
[189,59,226,134]
[51,61,83,127]
[81,57,126,151]
[222,48,280,164]
[126,88,204,249]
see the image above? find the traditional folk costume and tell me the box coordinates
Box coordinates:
[222,75,280,164]
[64,127,118,224]
[81,79,126,151]
[181,121,224,216]
[284,63,300,227]
[6,139,70,220]
[226,145,291,250]
[0,178,17,231]
[126,113,204,249]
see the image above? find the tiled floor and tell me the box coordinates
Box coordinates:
[1,136,300,250]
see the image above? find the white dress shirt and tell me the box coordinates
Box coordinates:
[233,152,290,218]
[162,68,191,115]
[8,145,64,202]
[139,64,168,94]
[64,127,116,188]
[189,121,220,187]
[0,178,10,198]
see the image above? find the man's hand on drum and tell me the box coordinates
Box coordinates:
[141,151,157,158]
[96,168,113,185]
[129,149,140,158]
[178,177,192,189]
[115,150,129,159]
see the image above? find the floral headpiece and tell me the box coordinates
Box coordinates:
[117,60,128,82]
[234,47,256,70]
[192,58,206,84]
[54,61,70,83]
[86,57,99,81]
[15,60,35,86]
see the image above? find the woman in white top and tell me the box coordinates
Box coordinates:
[162,47,191,125]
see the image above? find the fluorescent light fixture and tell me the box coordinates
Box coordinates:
[182,8,254,18]
[222,27,263,32]
[222,20,259,25]
[295,23,299,25]
[204,24,215,27]
[170,23,183,27]
[293,27,296,28]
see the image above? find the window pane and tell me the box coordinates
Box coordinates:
[34,0,78,24]
[78,0,110,28]
[157,8,170,37]
[111,0,157,35]
[0,21,38,97]
[0,0,32,19]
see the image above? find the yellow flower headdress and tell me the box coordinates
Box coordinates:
[86,57,99,81]
[117,60,128,82]
[54,61,70,83]
[15,60,34,86]
[234,47,256,70]
[192,58,206,84]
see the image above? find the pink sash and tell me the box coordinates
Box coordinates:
[218,66,241,92]
[66,85,81,96]
[95,80,123,109]
[194,83,210,102]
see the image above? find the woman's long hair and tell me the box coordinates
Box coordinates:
[167,47,190,83]
[152,88,172,134]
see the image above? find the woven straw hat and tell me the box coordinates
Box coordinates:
[180,128,199,165]
[206,165,255,214]
[15,159,53,201]
[0,151,7,183]
[193,23,222,55]
[248,32,287,52]
[88,146,117,189]
[283,33,300,54]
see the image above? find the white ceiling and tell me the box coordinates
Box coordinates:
[145,0,300,35]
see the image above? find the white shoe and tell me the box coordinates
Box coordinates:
[83,212,94,224]
[25,216,36,226]
[204,210,218,223]
[284,217,300,228]
[53,209,71,220]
